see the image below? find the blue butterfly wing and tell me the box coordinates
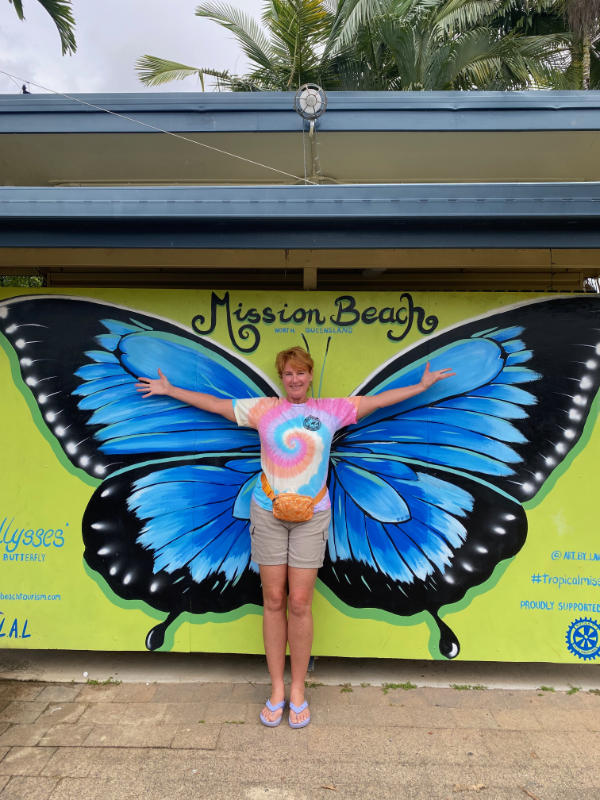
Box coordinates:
[0,296,274,477]
[325,456,527,657]
[0,296,271,648]
[344,298,600,500]
[321,297,600,656]
[83,454,263,648]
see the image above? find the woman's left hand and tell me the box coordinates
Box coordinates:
[419,362,455,390]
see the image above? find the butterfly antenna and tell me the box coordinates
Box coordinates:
[301,334,315,398]
[317,336,332,399]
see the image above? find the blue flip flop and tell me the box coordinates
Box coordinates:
[260,698,285,727]
[288,700,311,729]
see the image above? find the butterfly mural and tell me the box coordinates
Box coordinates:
[1,294,599,657]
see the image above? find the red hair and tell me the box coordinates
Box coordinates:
[275,347,313,377]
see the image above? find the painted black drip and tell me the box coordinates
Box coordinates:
[145,611,180,651]
[431,612,460,659]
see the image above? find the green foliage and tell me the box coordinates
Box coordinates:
[9,0,76,54]
[137,0,579,90]
[382,681,417,692]
[0,275,44,287]
[450,683,487,690]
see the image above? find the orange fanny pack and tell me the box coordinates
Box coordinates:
[261,473,327,523]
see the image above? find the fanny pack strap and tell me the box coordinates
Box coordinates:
[261,472,327,506]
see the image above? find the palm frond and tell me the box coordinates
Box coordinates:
[11,0,76,54]
[196,2,275,68]
[8,0,25,19]
[37,0,76,54]
[136,55,232,88]
[327,0,396,51]
[431,0,501,38]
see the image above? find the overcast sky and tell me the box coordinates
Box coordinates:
[1,0,265,95]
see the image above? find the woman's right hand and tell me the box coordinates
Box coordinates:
[136,368,172,398]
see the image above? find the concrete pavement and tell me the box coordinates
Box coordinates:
[0,652,598,799]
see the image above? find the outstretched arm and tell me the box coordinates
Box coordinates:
[136,369,236,422]
[356,362,455,420]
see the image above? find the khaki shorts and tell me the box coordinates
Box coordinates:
[250,500,331,569]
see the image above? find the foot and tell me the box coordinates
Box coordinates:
[288,697,310,728]
[260,695,285,726]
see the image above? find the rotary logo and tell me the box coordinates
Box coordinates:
[565,617,600,661]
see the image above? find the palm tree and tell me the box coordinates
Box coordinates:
[8,0,76,54]
[563,0,599,88]
[136,0,569,90]
[327,0,569,89]
[137,0,343,91]
[487,0,600,89]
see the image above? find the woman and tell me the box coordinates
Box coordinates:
[137,346,453,728]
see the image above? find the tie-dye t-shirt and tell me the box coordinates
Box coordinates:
[233,397,361,512]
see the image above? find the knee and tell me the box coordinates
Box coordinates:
[288,591,312,618]
[263,588,287,614]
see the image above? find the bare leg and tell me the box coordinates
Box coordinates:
[259,564,288,723]
[287,566,318,726]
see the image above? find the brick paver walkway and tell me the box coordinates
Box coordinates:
[0,678,598,798]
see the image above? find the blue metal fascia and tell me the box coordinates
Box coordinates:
[1,91,600,134]
[2,183,600,220]
[2,183,600,249]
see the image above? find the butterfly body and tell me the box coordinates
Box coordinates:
[1,294,599,657]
